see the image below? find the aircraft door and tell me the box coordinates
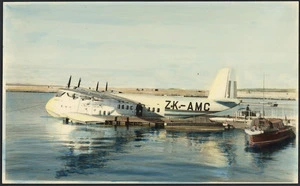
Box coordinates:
[136,103,143,117]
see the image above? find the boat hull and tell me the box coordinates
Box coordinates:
[248,127,295,148]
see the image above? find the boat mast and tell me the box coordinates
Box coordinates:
[263,73,265,117]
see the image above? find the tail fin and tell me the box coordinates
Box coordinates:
[208,68,237,100]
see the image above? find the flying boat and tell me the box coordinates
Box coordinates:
[45,68,240,124]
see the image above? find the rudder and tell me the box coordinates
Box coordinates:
[208,68,237,100]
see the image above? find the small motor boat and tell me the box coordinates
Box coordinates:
[244,118,295,148]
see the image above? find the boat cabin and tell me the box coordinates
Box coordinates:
[249,118,285,132]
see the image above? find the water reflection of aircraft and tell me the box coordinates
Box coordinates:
[165,130,235,168]
[45,68,240,124]
[54,124,155,178]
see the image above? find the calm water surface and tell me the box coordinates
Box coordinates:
[3,92,298,183]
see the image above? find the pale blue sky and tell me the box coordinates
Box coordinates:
[3,2,298,89]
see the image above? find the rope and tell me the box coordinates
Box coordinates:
[6,102,46,113]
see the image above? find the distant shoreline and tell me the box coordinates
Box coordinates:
[5,83,297,100]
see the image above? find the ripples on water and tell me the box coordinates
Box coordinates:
[4,92,298,183]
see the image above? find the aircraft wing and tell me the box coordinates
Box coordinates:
[65,113,107,124]
[64,88,140,104]
[102,92,140,104]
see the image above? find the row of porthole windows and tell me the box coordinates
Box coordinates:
[91,108,111,116]
[61,104,160,114]
[90,108,111,115]
[99,110,110,115]
[117,104,160,113]
[118,105,134,110]
[61,105,111,115]
[148,107,160,113]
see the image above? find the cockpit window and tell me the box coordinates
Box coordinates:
[56,91,65,97]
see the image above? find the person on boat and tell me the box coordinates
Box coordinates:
[269,121,273,129]
[245,105,250,119]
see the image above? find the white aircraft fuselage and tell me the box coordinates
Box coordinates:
[46,89,239,119]
[45,68,240,123]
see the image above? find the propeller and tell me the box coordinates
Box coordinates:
[67,75,72,88]
[96,82,99,92]
[105,82,108,91]
[77,78,81,88]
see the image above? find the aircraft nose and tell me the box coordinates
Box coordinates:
[45,98,60,117]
